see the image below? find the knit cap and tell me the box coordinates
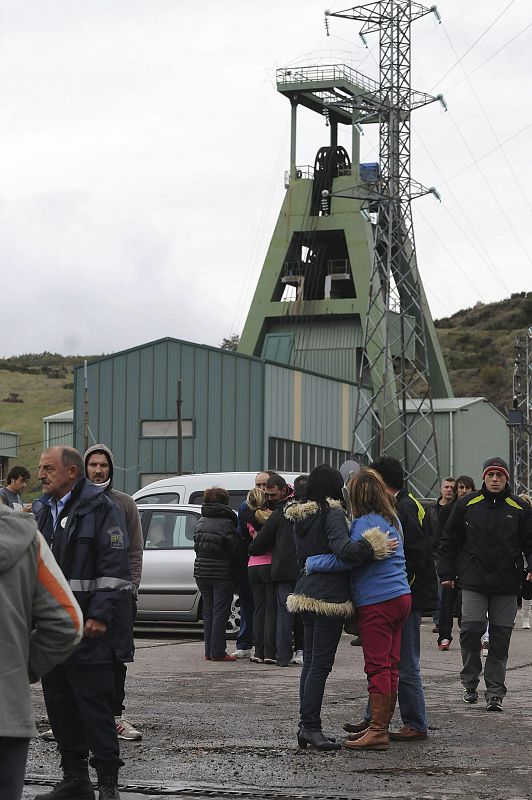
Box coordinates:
[482,457,510,482]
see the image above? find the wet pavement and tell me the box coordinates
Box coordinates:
[24,618,532,800]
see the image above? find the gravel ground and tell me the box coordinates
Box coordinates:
[24,618,532,800]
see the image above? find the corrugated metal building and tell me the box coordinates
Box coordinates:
[0,430,19,482]
[42,410,74,449]
[406,398,509,495]
[73,338,370,494]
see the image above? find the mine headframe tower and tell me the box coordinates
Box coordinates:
[510,329,532,496]
[238,2,452,497]
[325,2,449,494]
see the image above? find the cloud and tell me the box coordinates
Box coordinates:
[0,0,531,357]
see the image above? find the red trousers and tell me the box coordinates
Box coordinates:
[357,593,412,695]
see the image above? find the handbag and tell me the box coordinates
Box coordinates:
[344,612,359,636]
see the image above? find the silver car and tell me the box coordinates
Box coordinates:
[136,504,241,635]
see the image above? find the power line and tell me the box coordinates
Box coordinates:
[445,19,532,94]
[414,205,492,316]
[430,0,519,91]
[439,21,532,227]
[438,119,532,187]
[412,126,512,295]
[438,27,532,274]
[0,426,84,454]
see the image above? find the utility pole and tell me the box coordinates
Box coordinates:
[176,379,183,476]
[325,1,447,496]
[83,360,89,452]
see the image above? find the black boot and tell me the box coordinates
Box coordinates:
[95,762,121,800]
[297,721,336,743]
[297,727,341,751]
[34,753,95,800]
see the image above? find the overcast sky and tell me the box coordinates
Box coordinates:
[1,0,530,357]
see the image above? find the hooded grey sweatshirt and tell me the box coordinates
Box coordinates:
[0,506,83,738]
[84,443,143,586]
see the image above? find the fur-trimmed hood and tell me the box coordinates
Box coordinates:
[286,593,353,618]
[284,498,344,522]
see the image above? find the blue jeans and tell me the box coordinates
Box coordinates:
[299,612,344,731]
[397,609,428,732]
[196,578,235,659]
[362,608,427,732]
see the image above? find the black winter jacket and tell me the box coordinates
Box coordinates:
[34,478,133,665]
[424,498,455,551]
[193,504,247,581]
[284,500,374,617]
[395,488,439,611]
[249,503,298,582]
[437,486,532,595]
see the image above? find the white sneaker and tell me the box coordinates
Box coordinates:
[290,649,304,665]
[232,648,252,659]
[115,717,142,741]
[522,616,531,630]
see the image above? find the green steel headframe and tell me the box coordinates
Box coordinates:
[238,2,453,497]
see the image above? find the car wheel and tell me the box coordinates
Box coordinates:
[225,593,241,638]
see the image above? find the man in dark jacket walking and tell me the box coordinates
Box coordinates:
[424,477,456,647]
[33,446,133,800]
[438,456,532,711]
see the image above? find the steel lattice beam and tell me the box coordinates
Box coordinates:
[511,331,532,496]
[326,1,442,496]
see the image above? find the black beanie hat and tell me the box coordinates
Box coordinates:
[482,457,510,482]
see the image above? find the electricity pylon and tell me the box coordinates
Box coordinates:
[510,329,532,496]
[324,2,451,495]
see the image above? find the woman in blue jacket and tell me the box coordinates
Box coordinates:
[306,468,410,751]
[285,464,396,751]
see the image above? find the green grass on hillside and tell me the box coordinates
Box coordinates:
[0,369,74,499]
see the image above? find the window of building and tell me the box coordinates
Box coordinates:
[140,420,194,438]
[268,437,350,472]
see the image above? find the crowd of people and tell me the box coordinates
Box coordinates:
[1,448,532,799]
[192,456,532,747]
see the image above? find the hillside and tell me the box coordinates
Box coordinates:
[0,354,97,498]
[1,296,531,497]
[434,292,532,412]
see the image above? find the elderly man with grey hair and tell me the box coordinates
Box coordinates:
[33,446,133,800]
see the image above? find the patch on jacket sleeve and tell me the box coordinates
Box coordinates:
[108,527,125,549]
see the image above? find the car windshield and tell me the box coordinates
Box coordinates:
[136,492,180,505]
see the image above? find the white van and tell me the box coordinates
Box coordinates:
[133,471,302,510]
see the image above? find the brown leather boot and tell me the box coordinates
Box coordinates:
[343,718,369,735]
[344,694,390,751]
[347,691,397,741]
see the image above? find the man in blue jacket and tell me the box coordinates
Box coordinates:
[33,446,133,800]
